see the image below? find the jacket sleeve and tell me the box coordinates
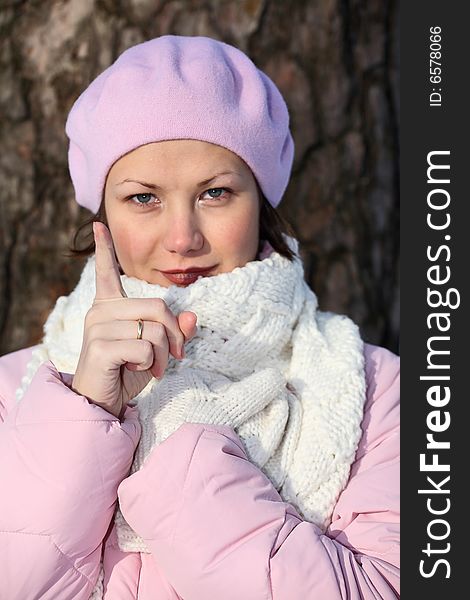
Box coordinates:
[0,360,141,600]
[118,345,400,599]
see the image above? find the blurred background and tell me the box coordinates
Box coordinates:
[0,0,399,356]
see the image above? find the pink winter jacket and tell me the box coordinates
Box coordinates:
[0,343,399,599]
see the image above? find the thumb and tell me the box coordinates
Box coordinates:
[177,311,198,341]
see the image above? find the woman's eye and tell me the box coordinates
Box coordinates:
[128,192,158,207]
[126,188,231,208]
[201,187,231,201]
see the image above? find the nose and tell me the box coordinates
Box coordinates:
[162,209,204,255]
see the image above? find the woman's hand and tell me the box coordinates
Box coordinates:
[71,222,197,418]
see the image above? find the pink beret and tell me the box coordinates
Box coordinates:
[65,34,294,213]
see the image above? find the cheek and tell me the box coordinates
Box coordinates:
[109,221,153,264]
[211,208,259,259]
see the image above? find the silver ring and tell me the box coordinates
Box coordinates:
[136,319,144,340]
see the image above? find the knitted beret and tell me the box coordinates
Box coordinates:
[65,34,294,213]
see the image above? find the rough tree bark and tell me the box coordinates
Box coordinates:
[0,0,399,356]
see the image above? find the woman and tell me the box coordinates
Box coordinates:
[0,35,399,599]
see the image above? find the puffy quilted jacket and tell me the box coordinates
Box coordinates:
[0,343,399,599]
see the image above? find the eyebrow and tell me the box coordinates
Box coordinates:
[115,171,241,189]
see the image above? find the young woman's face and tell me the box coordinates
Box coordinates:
[104,140,261,287]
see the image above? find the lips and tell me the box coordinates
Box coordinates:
[159,266,217,286]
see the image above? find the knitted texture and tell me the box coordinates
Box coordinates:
[15,240,366,597]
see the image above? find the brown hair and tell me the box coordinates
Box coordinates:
[66,191,296,263]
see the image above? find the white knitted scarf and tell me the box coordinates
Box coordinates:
[15,240,366,596]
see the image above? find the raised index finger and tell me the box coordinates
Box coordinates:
[94,221,128,300]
